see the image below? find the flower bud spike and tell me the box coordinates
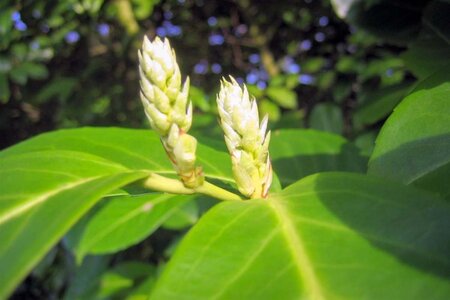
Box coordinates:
[216,76,273,199]
[139,36,203,188]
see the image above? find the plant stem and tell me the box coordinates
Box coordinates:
[142,173,243,201]
[194,181,243,201]
[143,173,195,195]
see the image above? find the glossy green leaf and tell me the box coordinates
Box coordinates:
[270,129,366,186]
[309,103,343,134]
[0,127,234,298]
[70,193,196,261]
[0,127,234,183]
[0,150,147,298]
[150,172,450,299]
[266,86,298,109]
[368,69,450,198]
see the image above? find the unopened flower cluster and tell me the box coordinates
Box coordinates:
[139,36,272,198]
[138,36,203,188]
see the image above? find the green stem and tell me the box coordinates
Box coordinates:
[142,173,243,201]
[194,181,243,201]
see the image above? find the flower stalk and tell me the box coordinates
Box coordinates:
[216,77,273,198]
[138,36,204,188]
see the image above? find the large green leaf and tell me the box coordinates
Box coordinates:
[0,127,234,298]
[0,150,147,298]
[149,172,450,299]
[69,193,195,261]
[0,127,234,183]
[368,69,450,198]
[270,129,366,186]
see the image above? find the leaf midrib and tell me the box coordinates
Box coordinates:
[267,197,326,300]
[0,175,106,225]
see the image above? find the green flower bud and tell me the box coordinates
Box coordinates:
[139,36,203,188]
[217,76,273,198]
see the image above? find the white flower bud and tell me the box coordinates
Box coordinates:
[139,36,203,188]
[217,76,273,198]
[139,36,189,136]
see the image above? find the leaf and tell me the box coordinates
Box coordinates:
[97,261,156,299]
[0,127,234,183]
[149,172,450,299]
[35,77,77,104]
[0,151,147,298]
[0,127,234,298]
[368,69,450,199]
[69,193,195,261]
[259,99,281,121]
[353,82,414,128]
[64,255,112,300]
[309,103,343,134]
[345,0,427,45]
[302,57,326,73]
[423,0,450,45]
[266,86,298,109]
[401,28,450,79]
[270,129,367,186]
[23,62,49,80]
[162,198,199,230]
[189,85,211,112]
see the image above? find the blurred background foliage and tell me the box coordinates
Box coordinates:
[2,0,448,150]
[1,0,449,298]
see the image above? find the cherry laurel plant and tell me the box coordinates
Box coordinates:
[0,36,448,299]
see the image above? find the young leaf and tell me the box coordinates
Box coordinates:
[149,173,450,299]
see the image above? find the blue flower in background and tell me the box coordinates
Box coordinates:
[65,31,80,44]
[194,60,208,74]
[298,74,315,85]
[156,27,167,37]
[11,11,21,22]
[97,23,110,37]
[282,56,301,74]
[209,33,224,46]
[11,11,27,31]
[211,63,222,74]
[207,16,218,27]
[246,72,258,84]
[256,81,267,89]
[314,32,326,42]
[319,16,329,27]
[298,40,312,51]
[249,54,260,64]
